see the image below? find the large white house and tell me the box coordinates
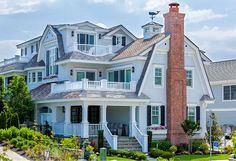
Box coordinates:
[0,3,214,152]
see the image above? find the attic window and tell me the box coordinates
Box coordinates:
[71,31,74,37]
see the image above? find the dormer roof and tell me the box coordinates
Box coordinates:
[142,22,163,28]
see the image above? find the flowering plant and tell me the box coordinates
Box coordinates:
[147,125,167,130]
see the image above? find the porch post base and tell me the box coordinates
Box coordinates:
[81,122,89,138]
[64,123,71,137]
[129,122,136,137]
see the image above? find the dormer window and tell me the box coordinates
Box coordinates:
[153,28,159,32]
[112,35,126,46]
[31,45,34,54]
[77,33,95,52]
[46,48,59,76]
[25,48,27,56]
[21,49,23,56]
[144,28,149,33]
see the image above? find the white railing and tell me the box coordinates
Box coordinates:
[72,123,82,136]
[133,124,148,152]
[89,124,102,137]
[77,44,112,56]
[51,79,136,94]
[88,81,101,89]
[103,124,117,150]
[0,55,30,67]
[53,123,64,135]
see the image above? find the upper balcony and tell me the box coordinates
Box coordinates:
[68,43,113,56]
[0,55,30,67]
[51,79,137,94]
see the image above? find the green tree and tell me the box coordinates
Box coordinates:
[10,113,20,128]
[206,112,223,148]
[6,75,33,123]
[181,119,201,153]
[0,111,7,129]
[0,76,6,112]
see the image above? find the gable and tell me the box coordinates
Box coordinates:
[42,28,57,43]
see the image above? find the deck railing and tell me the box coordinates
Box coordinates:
[51,79,136,94]
[89,124,102,137]
[76,44,112,56]
[133,124,148,152]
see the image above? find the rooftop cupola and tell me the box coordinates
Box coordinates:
[142,11,163,39]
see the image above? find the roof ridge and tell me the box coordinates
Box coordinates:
[211,59,236,64]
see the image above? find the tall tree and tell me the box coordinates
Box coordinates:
[206,112,223,148]
[6,75,33,123]
[181,119,201,153]
[0,76,6,112]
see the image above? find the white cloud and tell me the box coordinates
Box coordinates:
[0,40,23,61]
[88,0,116,4]
[0,0,57,15]
[188,26,236,60]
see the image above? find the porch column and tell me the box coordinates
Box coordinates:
[100,105,107,128]
[81,103,89,138]
[34,104,40,124]
[64,105,71,136]
[51,107,57,131]
[201,103,207,138]
[138,106,147,134]
[129,106,136,137]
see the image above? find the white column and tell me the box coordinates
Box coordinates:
[129,106,136,137]
[64,105,71,136]
[34,104,39,124]
[138,106,147,134]
[51,107,57,132]
[81,102,89,138]
[201,102,207,138]
[100,105,107,127]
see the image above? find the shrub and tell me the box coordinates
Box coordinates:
[176,143,188,153]
[224,145,233,154]
[192,139,204,152]
[108,149,147,160]
[21,144,30,151]
[194,150,203,155]
[157,140,172,151]
[150,148,173,159]
[151,140,158,149]
[169,145,177,154]
[61,137,80,149]
[181,151,190,155]
[147,131,152,151]
[8,126,19,138]
[199,143,209,154]
[98,130,104,150]
[19,128,29,139]
[16,141,24,149]
[10,138,18,145]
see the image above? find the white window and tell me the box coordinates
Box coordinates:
[186,70,193,87]
[116,36,122,45]
[49,50,56,75]
[154,67,162,86]
[223,85,236,100]
[107,69,131,82]
[28,72,31,83]
[37,72,43,82]
[188,107,196,122]
[151,106,160,125]
[32,72,36,82]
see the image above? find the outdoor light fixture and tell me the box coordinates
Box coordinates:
[70,69,73,76]
[132,66,135,73]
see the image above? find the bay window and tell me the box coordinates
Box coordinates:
[32,72,36,82]
[37,72,43,82]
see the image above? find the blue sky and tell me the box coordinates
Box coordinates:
[0,0,236,61]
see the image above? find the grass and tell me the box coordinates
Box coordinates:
[174,154,230,161]
[97,156,135,161]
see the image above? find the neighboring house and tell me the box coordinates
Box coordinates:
[0,3,214,152]
[205,59,236,133]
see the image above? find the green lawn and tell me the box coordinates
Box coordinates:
[174,154,230,161]
[97,156,134,161]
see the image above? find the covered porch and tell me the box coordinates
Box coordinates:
[35,98,149,152]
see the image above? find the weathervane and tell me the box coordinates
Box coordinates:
[149,11,160,22]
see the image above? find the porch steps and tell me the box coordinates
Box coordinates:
[117,136,142,151]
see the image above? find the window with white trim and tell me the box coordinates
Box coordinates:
[37,72,43,82]
[188,107,196,122]
[28,72,31,83]
[32,72,36,82]
[186,70,193,87]
[223,85,236,100]
[154,67,162,86]
[108,69,131,82]
[49,50,56,75]
[151,106,160,125]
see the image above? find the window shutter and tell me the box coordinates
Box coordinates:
[55,48,59,75]
[112,36,116,45]
[122,36,126,46]
[196,106,200,123]
[160,105,165,126]
[46,50,50,76]
[79,106,82,123]
[147,105,151,126]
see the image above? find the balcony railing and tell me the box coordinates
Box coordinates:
[74,43,112,56]
[0,55,30,67]
[51,79,136,94]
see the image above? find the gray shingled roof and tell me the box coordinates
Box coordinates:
[31,83,149,101]
[25,54,45,68]
[205,60,236,82]
[57,51,115,62]
[0,62,26,73]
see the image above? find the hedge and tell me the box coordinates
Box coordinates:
[108,149,147,160]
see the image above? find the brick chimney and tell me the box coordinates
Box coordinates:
[164,3,188,145]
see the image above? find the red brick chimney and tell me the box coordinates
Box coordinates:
[164,3,188,145]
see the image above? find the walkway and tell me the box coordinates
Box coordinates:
[0,146,29,161]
